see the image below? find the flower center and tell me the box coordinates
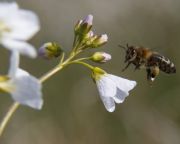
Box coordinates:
[0,75,15,93]
[0,21,11,38]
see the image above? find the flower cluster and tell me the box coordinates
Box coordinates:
[0,2,140,138]
[0,3,137,113]
[74,15,108,50]
[72,15,136,112]
[38,14,137,112]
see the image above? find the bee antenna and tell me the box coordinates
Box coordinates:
[118,44,127,51]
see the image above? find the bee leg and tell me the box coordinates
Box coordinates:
[146,66,159,82]
[134,59,145,71]
[122,62,131,72]
[146,67,155,86]
[134,64,141,71]
[146,68,152,81]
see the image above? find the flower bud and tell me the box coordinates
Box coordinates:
[81,31,94,46]
[38,42,62,59]
[74,20,83,34]
[74,14,93,36]
[91,34,108,48]
[91,52,111,63]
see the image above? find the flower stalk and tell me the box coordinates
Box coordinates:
[0,45,94,137]
[0,11,137,139]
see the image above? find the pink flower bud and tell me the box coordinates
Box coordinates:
[91,52,111,63]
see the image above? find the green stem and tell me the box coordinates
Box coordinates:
[68,60,94,70]
[0,102,19,137]
[72,57,91,62]
[0,41,95,137]
[39,66,63,83]
[72,35,77,48]
[59,52,65,64]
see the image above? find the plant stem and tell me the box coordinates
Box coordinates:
[68,60,94,70]
[39,65,63,83]
[0,102,19,137]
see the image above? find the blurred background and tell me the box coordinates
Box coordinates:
[0,0,180,143]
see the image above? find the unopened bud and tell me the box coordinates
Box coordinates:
[74,20,83,34]
[91,34,108,48]
[81,31,94,46]
[74,14,93,36]
[91,52,111,63]
[82,14,93,26]
[38,42,62,59]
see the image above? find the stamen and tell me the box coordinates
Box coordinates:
[0,21,11,33]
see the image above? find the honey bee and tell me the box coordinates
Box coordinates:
[119,44,176,82]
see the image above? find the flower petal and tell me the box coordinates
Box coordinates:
[108,74,137,92]
[8,51,20,78]
[113,88,128,104]
[10,68,43,109]
[96,74,117,112]
[100,96,115,112]
[3,9,40,40]
[1,38,37,58]
[96,74,117,98]
[0,2,40,41]
[0,2,18,18]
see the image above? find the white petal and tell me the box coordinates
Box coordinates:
[1,38,37,58]
[96,75,117,112]
[100,96,115,112]
[14,68,30,77]
[10,68,43,109]
[108,74,137,92]
[96,75,117,98]
[0,2,18,18]
[113,88,128,104]
[8,51,20,78]
[3,9,40,40]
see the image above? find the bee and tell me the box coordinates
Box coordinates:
[119,44,176,82]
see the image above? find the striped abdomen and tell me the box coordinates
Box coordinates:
[147,54,176,74]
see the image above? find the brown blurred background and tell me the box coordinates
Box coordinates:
[0,0,180,143]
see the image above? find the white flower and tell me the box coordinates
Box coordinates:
[92,67,136,112]
[0,51,43,109]
[0,2,40,58]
